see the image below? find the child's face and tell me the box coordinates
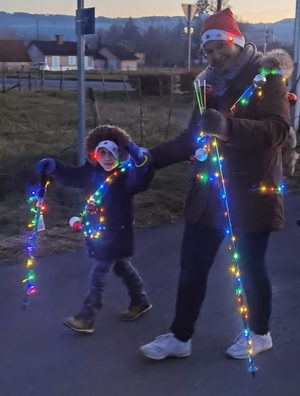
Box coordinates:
[96,147,119,171]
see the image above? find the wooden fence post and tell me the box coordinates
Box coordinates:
[164,75,174,142]
[100,74,107,99]
[122,72,129,100]
[41,70,44,91]
[137,77,144,145]
[28,72,32,91]
[87,87,100,127]
[60,68,64,90]
[158,76,163,99]
[35,70,38,91]
[2,72,6,93]
[18,71,21,91]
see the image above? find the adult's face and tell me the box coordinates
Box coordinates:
[203,40,243,69]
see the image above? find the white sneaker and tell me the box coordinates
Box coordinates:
[226,331,273,359]
[140,333,192,360]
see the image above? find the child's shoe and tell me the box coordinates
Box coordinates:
[121,302,152,321]
[62,316,95,334]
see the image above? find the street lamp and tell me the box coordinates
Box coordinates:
[181,3,197,71]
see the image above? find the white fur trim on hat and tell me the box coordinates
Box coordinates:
[201,29,245,49]
[94,140,119,159]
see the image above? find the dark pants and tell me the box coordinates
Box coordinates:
[170,222,272,342]
[78,257,148,319]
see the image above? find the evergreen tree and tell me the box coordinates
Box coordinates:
[122,17,142,48]
[102,24,123,46]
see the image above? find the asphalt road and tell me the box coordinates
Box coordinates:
[2,77,132,91]
[1,192,300,396]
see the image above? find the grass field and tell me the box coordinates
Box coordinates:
[0,89,192,264]
[0,89,299,265]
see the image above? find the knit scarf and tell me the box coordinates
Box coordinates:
[200,43,258,97]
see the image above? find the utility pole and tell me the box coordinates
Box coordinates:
[187,6,192,72]
[181,4,197,71]
[292,0,300,131]
[76,0,85,165]
[263,24,267,55]
[216,0,222,12]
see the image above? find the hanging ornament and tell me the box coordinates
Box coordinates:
[252,74,267,88]
[69,216,83,231]
[287,92,297,106]
[195,147,209,162]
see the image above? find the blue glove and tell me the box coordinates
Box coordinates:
[127,142,148,166]
[35,158,56,174]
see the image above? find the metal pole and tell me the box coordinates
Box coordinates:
[187,4,191,72]
[216,0,222,12]
[263,24,267,55]
[76,0,85,165]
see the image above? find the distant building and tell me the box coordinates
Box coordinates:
[27,35,94,71]
[118,40,145,65]
[0,39,32,72]
[27,36,139,71]
[93,45,139,71]
[247,28,275,49]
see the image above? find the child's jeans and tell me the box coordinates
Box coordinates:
[78,257,148,320]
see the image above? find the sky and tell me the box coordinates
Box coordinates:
[0,0,296,23]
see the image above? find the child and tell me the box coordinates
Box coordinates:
[36,125,154,334]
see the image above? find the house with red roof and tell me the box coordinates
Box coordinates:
[0,39,32,72]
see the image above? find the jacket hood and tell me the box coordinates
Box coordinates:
[85,124,131,165]
[259,48,294,78]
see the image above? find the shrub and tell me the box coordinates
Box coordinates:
[179,71,199,92]
[128,74,172,96]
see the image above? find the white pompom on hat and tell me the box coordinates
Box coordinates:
[200,8,245,49]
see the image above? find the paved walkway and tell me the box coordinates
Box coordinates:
[1,193,300,396]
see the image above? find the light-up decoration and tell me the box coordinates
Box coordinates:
[22,174,49,306]
[193,77,260,375]
[70,161,132,240]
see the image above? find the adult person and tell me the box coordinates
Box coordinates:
[140,8,293,360]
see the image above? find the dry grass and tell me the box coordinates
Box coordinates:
[0,89,191,264]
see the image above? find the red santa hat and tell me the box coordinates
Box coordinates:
[200,8,245,49]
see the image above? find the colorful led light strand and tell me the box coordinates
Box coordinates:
[22,173,49,306]
[194,80,257,374]
[212,140,258,375]
[77,161,132,238]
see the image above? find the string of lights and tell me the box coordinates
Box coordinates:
[193,78,262,374]
[22,174,49,307]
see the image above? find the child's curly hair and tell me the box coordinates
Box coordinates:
[85,124,131,164]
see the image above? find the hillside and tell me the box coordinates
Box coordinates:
[0,11,295,44]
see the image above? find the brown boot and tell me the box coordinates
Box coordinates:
[62,316,95,334]
[121,302,152,321]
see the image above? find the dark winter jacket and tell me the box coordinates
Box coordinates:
[150,49,293,232]
[50,159,154,260]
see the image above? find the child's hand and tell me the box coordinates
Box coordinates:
[127,142,148,166]
[36,158,56,174]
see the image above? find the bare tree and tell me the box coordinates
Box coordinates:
[196,0,230,15]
